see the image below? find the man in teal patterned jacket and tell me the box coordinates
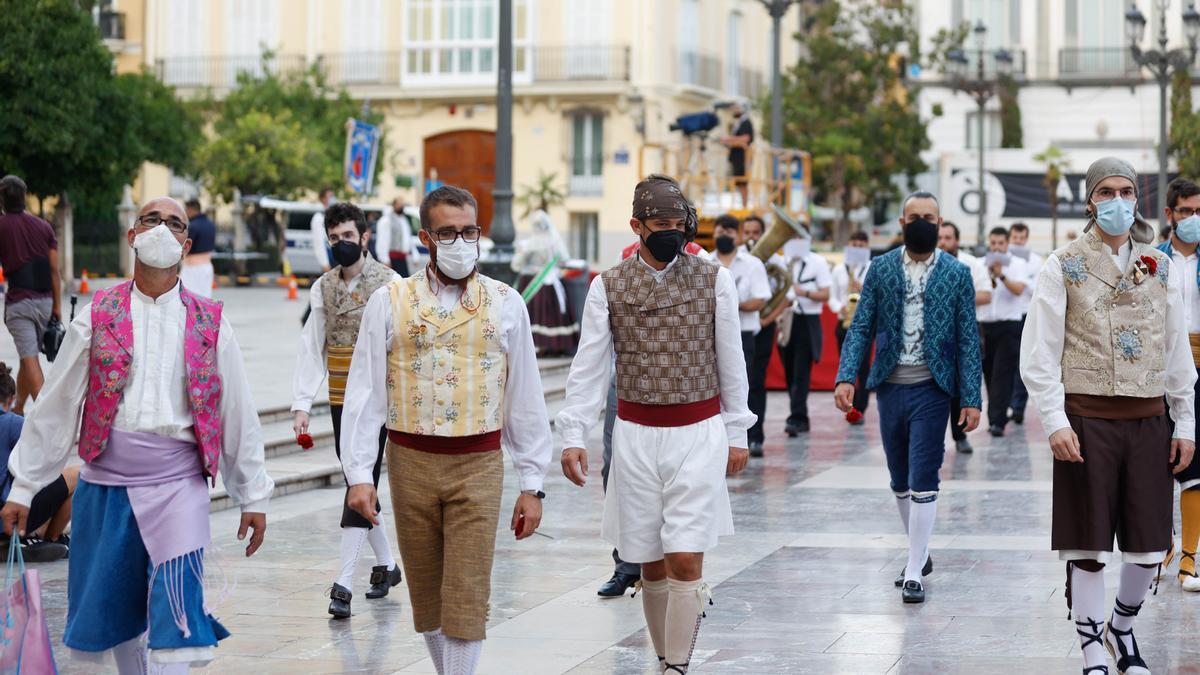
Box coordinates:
[834,191,982,604]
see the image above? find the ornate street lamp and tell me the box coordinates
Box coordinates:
[1127,1,1200,228]
[946,21,1014,244]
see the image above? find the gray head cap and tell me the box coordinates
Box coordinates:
[1083,156,1153,244]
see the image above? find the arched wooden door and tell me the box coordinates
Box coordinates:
[423,130,495,234]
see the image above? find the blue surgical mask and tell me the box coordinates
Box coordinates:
[1176,214,1200,244]
[1092,197,1136,236]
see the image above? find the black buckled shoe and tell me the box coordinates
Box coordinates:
[327,583,352,619]
[1104,599,1151,675]
[365,564,402,599]
[894,554,933,587]
[901,579,925,603]
[597,571,640,598]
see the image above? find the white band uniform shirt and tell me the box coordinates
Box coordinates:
[789,249,833,315]
[556,254,755,563]
[978,255,1032,323]
[1166,244,1200,331]
[724,249,772,334]
[829,259,871,316]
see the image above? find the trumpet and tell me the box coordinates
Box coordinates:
[840,293,860,329]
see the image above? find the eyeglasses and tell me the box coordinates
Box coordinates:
[1174,207,1198,218]
[429,226,481,245]
[136,214,188,235]
[1093,187,1137,202]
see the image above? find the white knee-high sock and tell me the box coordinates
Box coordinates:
[1110,563,1156,653]
[443,637,483,675]
[366,513,397,570]
[664,578,707,672]
[1069,564,1108,669]
[639,577,669,660]
[337,527,369,593]
[111,636,147,675]
[148,661,190,675]
[904,493,937,584]
[422,628,446,675]
[894,491,911,533]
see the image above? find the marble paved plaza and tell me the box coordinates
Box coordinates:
[31,389,1200,674]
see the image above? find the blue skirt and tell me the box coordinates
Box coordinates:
[64,480,229,653]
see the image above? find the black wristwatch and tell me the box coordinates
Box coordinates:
[521,489,546,499]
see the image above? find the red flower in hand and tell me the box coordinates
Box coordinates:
[845,408,863,424]
[1140,255,1157,275]
[297,433,314,450]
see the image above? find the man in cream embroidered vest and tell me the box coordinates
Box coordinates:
[0,197,273,674]
[559,174,754,675]
[291,202,401,620]
[340,185,551,675]
[1155,177,1200,592]
[1021,158,1196,675]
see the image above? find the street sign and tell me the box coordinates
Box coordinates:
[344,118,380,195]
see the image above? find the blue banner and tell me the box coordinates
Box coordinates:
[344,119,380,195]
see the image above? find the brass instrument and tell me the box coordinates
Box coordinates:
[749,204,808,318]
[839,272,863,329]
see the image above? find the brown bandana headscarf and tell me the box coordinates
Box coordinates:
[632,174,698,241]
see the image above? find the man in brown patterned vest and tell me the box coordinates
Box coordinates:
[1022,157,1196,675]
[559,174,754,674]
[291,201,401,619]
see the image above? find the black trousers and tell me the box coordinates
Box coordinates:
[981,320,1022,428]
[783,314,822,427]
[834,324,870,413]
[747,324,776,445]
[330,404,387,529]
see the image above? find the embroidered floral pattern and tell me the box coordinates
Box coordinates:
[1060,254,1089,286]
[1112,325,1144,362]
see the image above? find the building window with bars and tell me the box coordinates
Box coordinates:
[404,0,531,84]
[569,113,604,196]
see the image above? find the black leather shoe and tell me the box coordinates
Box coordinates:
[597,572,640,598]
[20,538,68,563]
[749,442,764,458]
[955,438,973,454]
[328,583,352,619]
[785,421,810,436]
[365,564,402,599]
[901,579,925,603]
[988,425,1004,437]
[1010,411,1024,425]
[894,555,933,587]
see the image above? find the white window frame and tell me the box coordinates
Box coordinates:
[225,0,279,87]
[569,212,600,263]
[965,110,1002,149]
[161,0,208,86]
[678,0,700,86]
[342,0,385,83]
[403,0,532,86]
[569,112,604,196]
[725,10,742,96]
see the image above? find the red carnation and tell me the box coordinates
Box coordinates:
[845,408,863,424]
[1140,255,1157,275]
[297,433,314,450]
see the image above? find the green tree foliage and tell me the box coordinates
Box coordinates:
[0,0,199,207]
[998,75,1022,148]
[515,171,566,219]
[1168,68,1200,181]
[1033,144,1070,249]
[197,58,386,200]
[775,0,930,244]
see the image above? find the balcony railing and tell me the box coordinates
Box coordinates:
[98,10,125,41]
[316,52,403,87]
[533,45,630,82]
[156,55,308,89]
[1058,47,1140,79]
[736,66,764,100]
[677,51,722,91]
[947,47,1028,79]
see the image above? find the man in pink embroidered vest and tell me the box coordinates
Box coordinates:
[1,197,275,674]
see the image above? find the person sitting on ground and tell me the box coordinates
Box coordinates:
[0,362,76,562]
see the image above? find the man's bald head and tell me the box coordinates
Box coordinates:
[137,197,187,224]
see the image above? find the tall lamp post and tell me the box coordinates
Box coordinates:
[757,0,804,149]
[490,0,515,264]
[1126,1,1200,229]
[946,21,1013,245]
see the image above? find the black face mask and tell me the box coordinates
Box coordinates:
[715,235,736,254]
[331,238,365,268]
[903,218,939,255]
[643,229,685,263]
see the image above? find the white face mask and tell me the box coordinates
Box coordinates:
[133,224,184,269]
[434,238,479,280]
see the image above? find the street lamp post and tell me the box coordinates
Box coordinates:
[757,0,804,149]
[490,0,515,259]
[946,21,1013,245]
[1126,1,1200,229]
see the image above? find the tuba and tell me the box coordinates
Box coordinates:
[840,266,863,329]
[749,205,807,318]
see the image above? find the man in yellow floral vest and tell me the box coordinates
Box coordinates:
[291,201,401,619]
[340,185,551,675]
[559,174,753,674]
[1022,157,1196,675]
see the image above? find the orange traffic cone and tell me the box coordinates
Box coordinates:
[287,275,298,301]
[80,269,90,294]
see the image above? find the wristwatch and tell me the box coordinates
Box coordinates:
[521,489,546,499]
[999,274,1007,282]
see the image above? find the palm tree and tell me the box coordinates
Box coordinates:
[1034,144,1070,250]
[515,171,566,219]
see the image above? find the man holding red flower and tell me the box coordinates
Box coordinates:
[1021,157,1196,675]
